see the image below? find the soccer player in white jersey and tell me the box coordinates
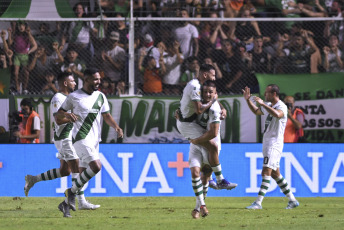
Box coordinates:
[24,72,100,218]
[187,80,237,219]
[176,63,234,189]
[56,68,123,215]
[243,84,299,209]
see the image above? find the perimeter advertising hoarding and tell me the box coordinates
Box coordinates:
[0,144,342,197]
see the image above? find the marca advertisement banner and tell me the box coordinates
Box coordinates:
[0,143,343,197]
[13,96,258,143]
[256,73,344,143]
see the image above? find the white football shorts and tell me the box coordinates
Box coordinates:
[189,144,209,168]
[54,139,79,162]
[262,147,281,171]
[74,140,100,168]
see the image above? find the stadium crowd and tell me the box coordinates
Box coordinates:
[0,0,343,96]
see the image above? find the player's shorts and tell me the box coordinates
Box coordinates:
[262,147,281,171]
[176,120,206,140]
[189,143,221,169]
[54,139,79,162]
[14,53,29,67]
[189,143,209,168]
[74,140,100,168]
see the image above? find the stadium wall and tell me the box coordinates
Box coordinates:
[0,143,343,197]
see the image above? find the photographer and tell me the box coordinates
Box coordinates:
[14,98,40,143]
[284,96,305,143]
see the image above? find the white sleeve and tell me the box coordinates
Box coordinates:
[190,83,201,101]
[51,96,63,115]
[209,103,221,124]
[33,116,41,131]
[100,93,110,113]
[191,25,199,38]
[61,95,73,111]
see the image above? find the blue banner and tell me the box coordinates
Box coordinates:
[0,144,343,197]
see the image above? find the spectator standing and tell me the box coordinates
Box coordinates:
[322,34,344,72]
[230,6,261,51]
[65,3,97,65]
[60,45,86,89]
[140,33,161,68]
[180,56,199,88]
[138,48,166,95]
[101,31,126,84]
[99,77,115,96]
[27,44,63,94]
[214,39,245,94]
[161,40,184,95]
[7,21,37,94]
[0,30,13,69]
[41,71,58,95]
[174,8,199,59]
[282,31,318,73]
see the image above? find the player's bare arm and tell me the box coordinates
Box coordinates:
[258,101,284,118]
[190,122,219,145]
[193,94,217,115]
[55,108,78,125]
[242,86,264,115]
[102,112,124,138]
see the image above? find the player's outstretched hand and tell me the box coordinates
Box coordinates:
[242,86,251,100]
[254,96,264,105]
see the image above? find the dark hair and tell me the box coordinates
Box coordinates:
[200,63,215,73]
[73,2,84,12]
[84,68,99,78]
[267,84,280,96]
[44,70,54,77]
[187,56,198,63]
[203,80,216,88]
[57,71,72,83]
[221,39,233,46]
[66,44,78,53]
[254,35,263,40]
[20,98,33,110]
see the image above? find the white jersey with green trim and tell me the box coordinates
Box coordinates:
[262,100,287,153]
[51,92,73,142]
[196,101,222,150]
[61,89,110,144]
[180,79,201,119]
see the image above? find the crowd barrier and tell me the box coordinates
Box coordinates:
[0,143,343,197]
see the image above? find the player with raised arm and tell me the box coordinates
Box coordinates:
[56,68,123,217]
[24,72,100,218]
[243,85,299,209]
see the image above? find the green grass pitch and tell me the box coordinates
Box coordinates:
[0,197,343,230]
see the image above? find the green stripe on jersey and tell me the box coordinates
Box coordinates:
[73,94,104,143]
[54,123,73,141]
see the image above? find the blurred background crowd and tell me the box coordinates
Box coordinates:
[0,0,343,96]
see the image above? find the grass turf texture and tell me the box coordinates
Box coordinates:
[0,197,343,230]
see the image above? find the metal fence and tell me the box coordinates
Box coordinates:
[0,1,343,96]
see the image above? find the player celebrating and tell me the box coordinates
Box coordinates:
[176,63,235,189]
[56,68,123,217]
[188,80,237,219]
[243,85,299,209]
[24,72,100,218]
